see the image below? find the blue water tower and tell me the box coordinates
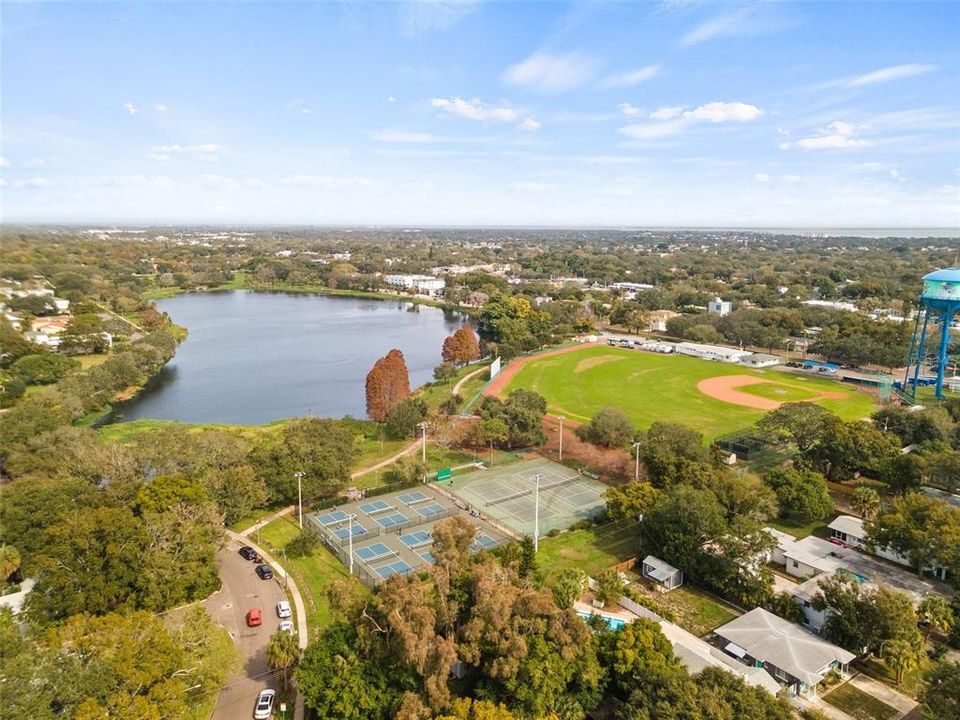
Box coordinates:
[904,268,960,399]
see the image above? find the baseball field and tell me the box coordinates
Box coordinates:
[500,345,877,440]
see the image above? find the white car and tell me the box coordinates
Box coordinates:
[278,620,294,635]
[276,600,292,619]
[253,688,275,719]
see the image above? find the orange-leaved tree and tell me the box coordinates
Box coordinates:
[441,325,481,367]
[366,348,411,421]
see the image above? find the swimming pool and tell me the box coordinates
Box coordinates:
[577,611,628,631]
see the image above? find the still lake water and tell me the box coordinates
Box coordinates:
[107,291,469,425]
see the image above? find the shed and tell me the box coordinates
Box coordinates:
[642,555,683,592]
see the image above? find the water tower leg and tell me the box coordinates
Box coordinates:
[911,310,930,397]
[935,305,956,400]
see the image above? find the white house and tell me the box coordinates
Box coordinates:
[383,274,446,297]
[741,353,781,368]
[676,342,750,363]
[707,297,732,316]
[828,515,948,581]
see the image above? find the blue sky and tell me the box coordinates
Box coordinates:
[2,0,958,227]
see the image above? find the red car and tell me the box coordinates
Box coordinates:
[246,608,262,627]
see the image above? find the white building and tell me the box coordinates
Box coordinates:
[676,342,750,363]
[707,297,732,316]
[802,299,858,313]
[383,274,446,297]
[828,515,948,581]
[740,353,781,368]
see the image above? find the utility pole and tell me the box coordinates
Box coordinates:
[632,442,641,481]
[558,415,565,461]
[294,471,305,529]
[533,474,541,553]
[348,514,355,575]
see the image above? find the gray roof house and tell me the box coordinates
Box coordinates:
[713,608,855,696]
[641,555,683,592]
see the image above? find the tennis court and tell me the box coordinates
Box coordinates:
[445,457,607,536]
[308,484,511,587]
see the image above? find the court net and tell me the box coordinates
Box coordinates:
[485,472,582,507]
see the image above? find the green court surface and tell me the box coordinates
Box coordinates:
[503,345,877,440]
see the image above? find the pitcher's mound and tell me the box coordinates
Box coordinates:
[697,375,845,410]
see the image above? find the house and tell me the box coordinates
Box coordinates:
[707,297,732,316]
[647,309,679,332]
[740,353,781,368]
[828,514,948,581]
[676,342,751,363]
[766,527,936,631]
[641,555,683,592]
[713,608,855,696]
[383,274,446,297]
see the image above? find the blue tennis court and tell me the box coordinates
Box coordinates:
[333,525,367,540]
[359,499,392,515]
[414,503,446,519]
[417,550,436,565]
[355,543,393,562]
[398,491,429,505]
[317,510,349,526]
[472,533,499,550]
[375,560,413,578]
[374,512,408,528]
[399,530,432,548]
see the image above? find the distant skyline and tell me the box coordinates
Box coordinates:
[2,0,959,227]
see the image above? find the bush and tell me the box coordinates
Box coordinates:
[384,397,428,439]
[286,529,320,558]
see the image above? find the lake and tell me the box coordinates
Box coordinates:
[106,291,471,425]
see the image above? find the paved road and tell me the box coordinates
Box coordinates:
[207,543,288,720]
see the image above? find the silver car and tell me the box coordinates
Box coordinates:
[253,688,275,719]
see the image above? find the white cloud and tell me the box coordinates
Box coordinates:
[287,99,313,115]
[846,63,937,87]
[503,51,597,93]
[619,103,645,117]
[619,101,764,140]
[0,179,6,187]
[149,144,225,161]
[793,121,870,150]
[387,96,396,103]
[519,118,541,131]
[277,175,372,189]
[0,155,8,168]
[680,4,796,46]
[783,174,802,183]
[13,177,51,188]
[123,102,138,115]
[754,173,771,183]
[24,158,45,169]
[431,97,518,123]
[86,174,176,189]
[399,0,478,36]
[511,181,556,192]
[372,131,436,144]
[154,103,168,112]
[600,64,661,88]
[649,105,684,120]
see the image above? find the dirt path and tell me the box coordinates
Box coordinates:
[452,364,488,396]
[697,375,846,410]
[484,342,600,398]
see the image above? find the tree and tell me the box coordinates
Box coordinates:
[593,569,624,608]
[472,417,508,460]
[869,492,960,584]
[884,634,925,685]
[441,326,481,367]
[851,486,881,521]
[201,464,269,526]
[757,402,830,453]
[551,568,586,610]
[604,618,680,691]
[365,348,411,422]
[9,353,80,385]
[918,595,955,641]
[0,316,40,368]
[921,660,960,720]
[763,467,834,521]
[267,628,301,692]
[575,407,636,447]
[433,362,457,383]
[604,481,660,522]
[0,545,21,582]
[810,417,901,481]
[60,313,109,355]
[385,396,428,439]
[385,455,428,487]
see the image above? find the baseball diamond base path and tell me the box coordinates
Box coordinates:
[485,342,600,397]
[697,375,846,410]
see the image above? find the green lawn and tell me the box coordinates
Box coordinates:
[504,345,877,440]
[823,682,900,720]
[767,513,836,540]
[256,517,368,635]
[537,519,640,582]
[631,583,739,636]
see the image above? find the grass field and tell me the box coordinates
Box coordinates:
[537,519,640,582]
[823,682,899,720]
[631,582,739,636]
[504,346,877,440]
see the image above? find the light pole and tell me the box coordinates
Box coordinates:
[417,421,429,483]
[557,416,565,461]
[348,514,355,575]
[294,471,304,529]
[632,442,641,481]
[533,474,541,553]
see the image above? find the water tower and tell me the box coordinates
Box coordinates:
[904,267,960,399]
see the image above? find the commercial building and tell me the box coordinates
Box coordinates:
[383,274,446,297]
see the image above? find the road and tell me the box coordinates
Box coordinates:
[206,543,289,720]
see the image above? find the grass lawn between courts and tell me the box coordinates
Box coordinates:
[504,345,878,440]
[256,516,368,635]
[823,682,900,720]
[537,519,640,582]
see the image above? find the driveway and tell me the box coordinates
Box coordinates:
[207,543,289,720]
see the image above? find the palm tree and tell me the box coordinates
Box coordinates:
[267,629,300,692]
[851,487,881,522]
[919,596,955,641]
[884,634,925,685]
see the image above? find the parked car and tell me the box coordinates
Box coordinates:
[239,546,259,561]
[253,689,275,719]
[255,564,273,580]
[279,620,295,635]
[246,608,262,627]
[276,600,292,618]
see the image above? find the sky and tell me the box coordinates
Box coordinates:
[1,0,959,228]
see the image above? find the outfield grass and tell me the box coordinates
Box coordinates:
[256,516,368,634]
[505,346,877,440]
[823,682,899,720]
